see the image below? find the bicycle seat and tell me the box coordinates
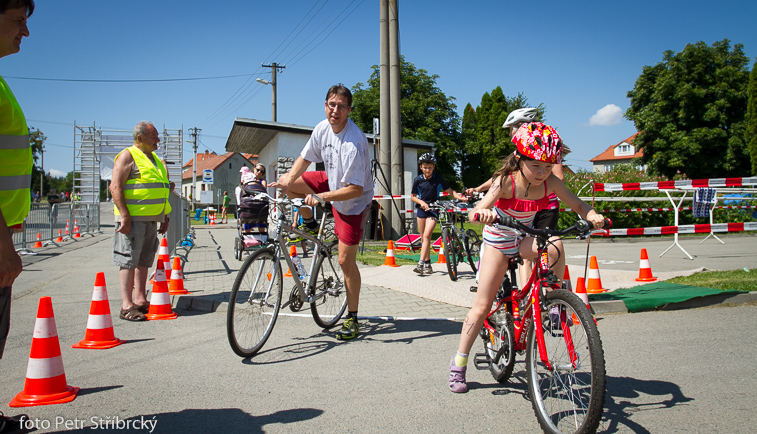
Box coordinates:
[508,256,523,270]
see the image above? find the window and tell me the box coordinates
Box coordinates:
[615,144,633,156]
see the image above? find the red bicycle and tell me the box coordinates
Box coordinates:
[472,212,608,434]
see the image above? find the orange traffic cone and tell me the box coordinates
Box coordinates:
[384,241,399,267]
[55,229,64,243]
[284,245,295,277]
[145,261,177,320]
[72,272,123,349]
[64,219,70,235]
[168,257,189,295]
[33,233,43,248]
[586,256,606,294]
[158,238,171,280]
[635,248,658,282]
[436,240,446,264]
[575,277,590,310]
[210,213,216,225]
[562,265,573,291]
[9,296,79,407]
[73,222,80,238]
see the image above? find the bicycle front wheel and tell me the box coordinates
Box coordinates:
[310,242,348,328]
[442,227,458,281]
[526,290,605,434]
[227,247,283,357]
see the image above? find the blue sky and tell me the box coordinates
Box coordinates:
[4,0,757,179]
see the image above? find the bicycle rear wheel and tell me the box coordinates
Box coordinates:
[227,247,283,357]
[442,227,458,281]
[310,242,348,328]
[464,229,481,273]
[526,290,605,434]
[483,310,515,383]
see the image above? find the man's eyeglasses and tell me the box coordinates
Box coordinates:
[327,102,350,112]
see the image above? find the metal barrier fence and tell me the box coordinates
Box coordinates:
[166,191,193,259]
[13,203,103,253]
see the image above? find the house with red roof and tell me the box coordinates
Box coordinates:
[589,133,646,173]
[181,150,258,205]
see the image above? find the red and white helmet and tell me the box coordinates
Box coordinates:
[512,122,563,164]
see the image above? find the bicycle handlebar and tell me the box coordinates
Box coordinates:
[473,211,611,240]
[252,192,325,208]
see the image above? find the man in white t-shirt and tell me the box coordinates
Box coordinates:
[270,84,373,340]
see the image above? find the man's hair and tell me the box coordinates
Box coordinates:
[133,121,156,141]
[0,0,35,16]
[326,83,352,107]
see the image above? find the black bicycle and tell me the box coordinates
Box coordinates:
[427,201,481,281]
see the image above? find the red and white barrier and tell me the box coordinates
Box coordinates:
[594,176,757,192]
[599,222,757,237]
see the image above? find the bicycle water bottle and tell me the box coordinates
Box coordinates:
[292,255,307,280]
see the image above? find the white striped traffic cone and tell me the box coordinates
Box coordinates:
[146,261,177,320]
[9,297,79,407]
[72,272,123,349]
[635,248,658,282]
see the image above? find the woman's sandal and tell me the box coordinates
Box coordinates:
[134,302,150,314]
[120,307,146,322]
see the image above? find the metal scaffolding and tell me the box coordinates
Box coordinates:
[73,122,183,203]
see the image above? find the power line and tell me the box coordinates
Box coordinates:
[3,73,255,83]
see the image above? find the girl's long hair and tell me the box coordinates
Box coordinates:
[492,153,521,190]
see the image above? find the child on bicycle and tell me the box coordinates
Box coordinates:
[448,122,605,393]
[411,153,466,275]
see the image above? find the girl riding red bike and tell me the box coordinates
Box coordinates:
[448,122,606,393]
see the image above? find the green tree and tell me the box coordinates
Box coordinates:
[29,126,46,195]
[351,57,461,187]
[625,39,751,179]
[459,89,544,187]
[746,60,757,175]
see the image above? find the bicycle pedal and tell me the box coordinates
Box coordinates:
[469,286,478,293]
[473,353,489,370]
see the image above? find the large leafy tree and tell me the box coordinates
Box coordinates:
[459,88,544,187]
[746,60,757,175]
[350,57,461,187]
[625,39,751,179]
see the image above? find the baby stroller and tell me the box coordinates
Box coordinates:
[234,182,270,261]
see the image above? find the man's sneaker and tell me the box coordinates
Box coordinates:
[424,263,433,274]
[449,359,468,393]
[413,263,425,275]
[288,223,318,243]
[336,317,359,340]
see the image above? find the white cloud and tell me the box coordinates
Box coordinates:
[49,169,67,178]
[589,104,623,126]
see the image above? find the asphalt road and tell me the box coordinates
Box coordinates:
[1,294,756,433]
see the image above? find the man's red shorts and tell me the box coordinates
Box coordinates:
[302,171,370,246]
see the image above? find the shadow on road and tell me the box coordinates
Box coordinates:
[599,375,693,433]
[47,407,324,433]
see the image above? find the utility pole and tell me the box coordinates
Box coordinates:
[260,63,286,122]
[187,127,201,211]
[39,143,44,200]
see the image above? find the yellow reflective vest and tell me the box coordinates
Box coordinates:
[113,146,172,218]
[0,75,32,227]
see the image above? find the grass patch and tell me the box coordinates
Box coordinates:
[357,244,418,267]
[667,269,757,292]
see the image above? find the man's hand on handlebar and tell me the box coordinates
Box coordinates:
[303,194,325,207]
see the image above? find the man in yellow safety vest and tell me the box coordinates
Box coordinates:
[110,121,174,322]
[0,1,34,430]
